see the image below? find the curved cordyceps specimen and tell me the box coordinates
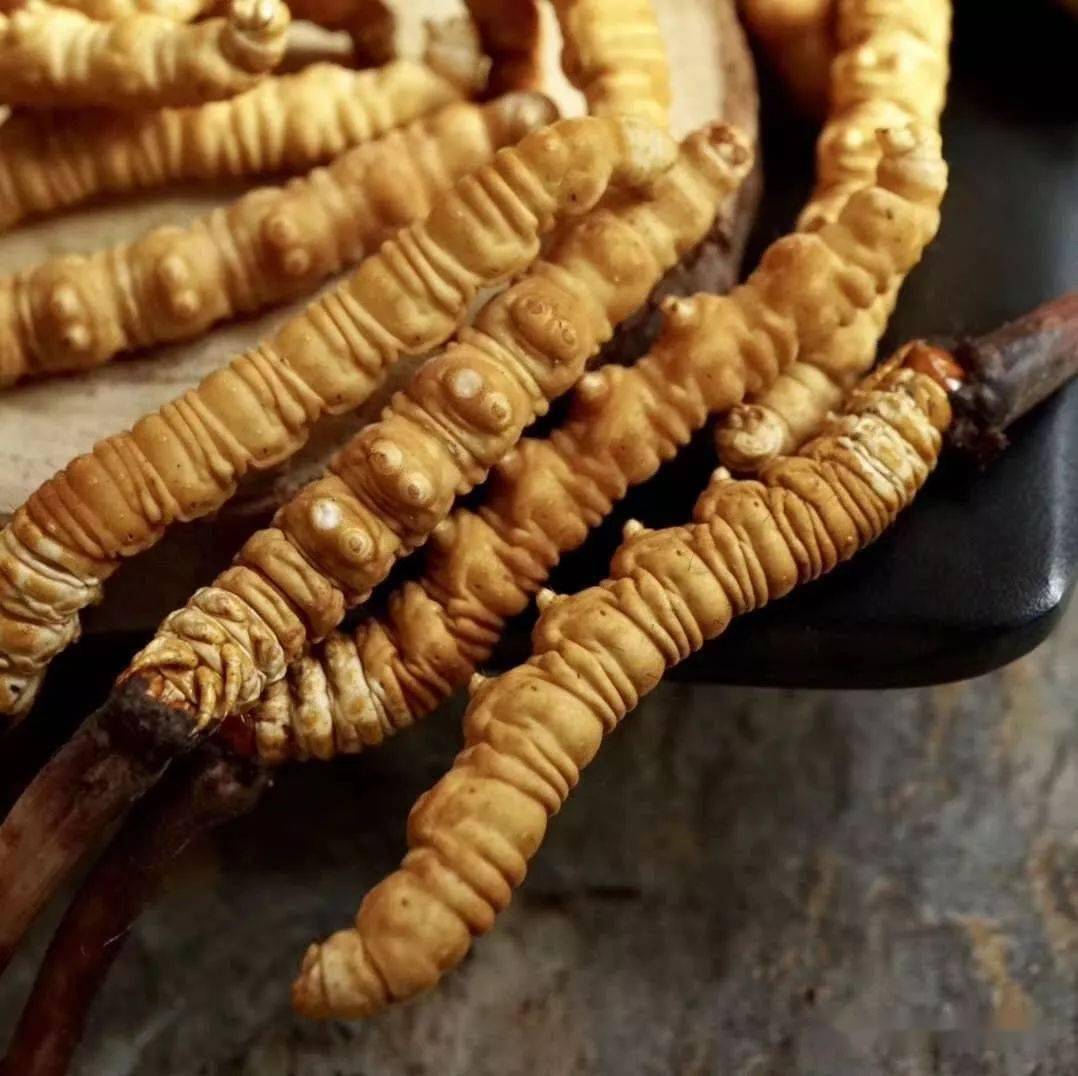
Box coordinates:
[552,0,672,127]
[0,60,461,233]
[0,93,557,388]
[126,123,749,737]
[0,0,217,17]
[0,0,290,110]
[0,113,678,722]
[801,0,950,233]
[714,0,951,472]
[291,356,952,1018]
[243,121,937,762]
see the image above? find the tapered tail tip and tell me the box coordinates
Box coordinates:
[292,931,388,1020]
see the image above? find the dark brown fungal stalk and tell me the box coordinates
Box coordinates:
[0,749,267,1076]
[948,292,1078,460]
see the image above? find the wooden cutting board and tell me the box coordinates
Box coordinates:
[0,0,757,632]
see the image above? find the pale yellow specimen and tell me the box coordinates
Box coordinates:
[0,0,290,110]
[715,0,951,471]
[0,0,217,19]
[553,0,671,127]
[291,351,952,1018]
[0,113,676,720]
[0,94,556,387]
[0,60,460,231]
[124,123,747,735]
[243,124,943,764]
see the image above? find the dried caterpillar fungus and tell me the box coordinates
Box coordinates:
[0,93,555,388]
[291,353,952,1019]
[0,60,461,233]
[124,123,749,735]
[0,113,676,721]
[552,0,671,127]
[715,0,950,472]
[0,0,217,18]
[0,0,290,110]
[242,123,941,763]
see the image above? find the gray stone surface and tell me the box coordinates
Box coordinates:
[4,603,1078,1074]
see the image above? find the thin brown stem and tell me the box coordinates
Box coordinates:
[0,749,267,1076]
[0,678,190,973]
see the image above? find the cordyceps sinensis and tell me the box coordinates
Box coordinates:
[0,60,463,234]
[0,93,558,388]
[551,0,671,128]
[0,0,290,110]
[240,122,942,763]
[0,0,218,17]
[291,350,953,1019]
[123,122,752,735]
[0,112,679,722]
[714,0,951,473]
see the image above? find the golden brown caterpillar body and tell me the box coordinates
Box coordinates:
[291,354,952,1018]
[0,0,216,18]
[243,123,942,763]
[0,0,290,110]
[715,0,950,471]
[0,113,677,721]
[552,0,671,127]
[125,123,748,736]
[0,60,460,232]
[0,94,555,388]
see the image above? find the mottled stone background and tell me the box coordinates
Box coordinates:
[3,599,1077,1075]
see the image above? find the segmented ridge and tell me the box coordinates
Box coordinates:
[552,0,671,128]
[126,126,745,740]
[0,113,677,720]
[0,96,551,387]
[290,358,951,1018]
[0,61,461,232]
[241,124,932,762]
[713,0,951,474]
[0,0,290,110]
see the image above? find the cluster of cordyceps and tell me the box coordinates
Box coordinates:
[0,0,1071,1070]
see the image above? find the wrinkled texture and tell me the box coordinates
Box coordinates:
[244,123,940,763]
[291,356,952,1018]
[715,0,950,471]
[128,124,748,735]
[0,60,461,232]
[0,0,290,110]
[0,93,556,387]
[553,0,671,127]
[0,114,675,720]
[0,0,217,18]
